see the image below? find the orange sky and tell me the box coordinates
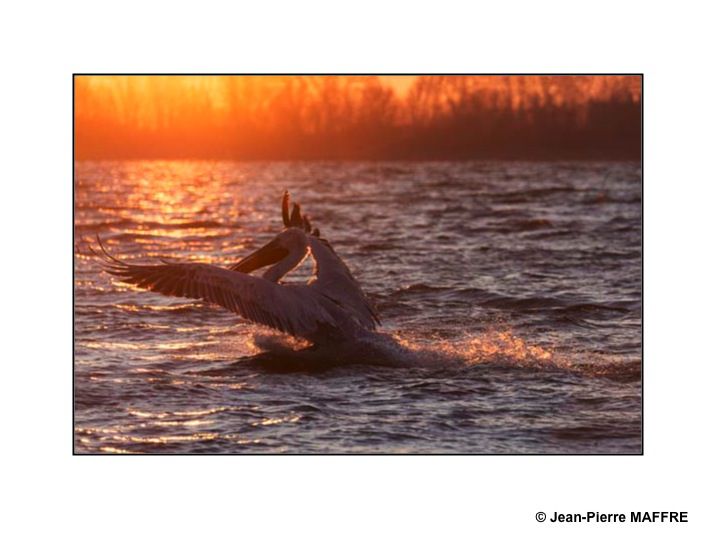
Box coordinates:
[74,75,641,160]
[378,76,417,95]
[76,75,639,124]
[76,75,639,99]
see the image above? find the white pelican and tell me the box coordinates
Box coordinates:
[94,192,381,347]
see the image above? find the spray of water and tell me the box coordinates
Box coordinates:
[203,325,637,381]
[239,326,562,369]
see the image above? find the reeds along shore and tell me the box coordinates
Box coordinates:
[75,75,641,161]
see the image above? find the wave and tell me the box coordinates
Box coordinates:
[75,219,227,233]
[489,186,577,204]
[106,230,231,243]
[387,286,635,317]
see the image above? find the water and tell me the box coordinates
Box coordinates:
[74,161,641,454]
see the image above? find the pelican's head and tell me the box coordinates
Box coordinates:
[230,191,317,273]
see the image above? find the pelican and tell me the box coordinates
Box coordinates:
[94,192,381,348]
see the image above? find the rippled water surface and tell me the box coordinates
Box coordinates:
[74,161,641,453]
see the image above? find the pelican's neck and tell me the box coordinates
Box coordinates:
[262,242,309,283]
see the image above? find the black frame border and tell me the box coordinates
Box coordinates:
[72,73,643,456]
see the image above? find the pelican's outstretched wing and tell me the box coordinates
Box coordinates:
[93,240,336,338]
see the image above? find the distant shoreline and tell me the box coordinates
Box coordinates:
[73,156,642,163]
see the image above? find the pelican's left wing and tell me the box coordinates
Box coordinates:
[93,242,336,338]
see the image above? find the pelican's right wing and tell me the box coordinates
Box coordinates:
[94,243,335,338]
[307,235,381,330]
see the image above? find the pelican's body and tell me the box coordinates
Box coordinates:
[96,192,380,348]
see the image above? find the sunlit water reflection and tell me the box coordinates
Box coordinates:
[75,161,641,453]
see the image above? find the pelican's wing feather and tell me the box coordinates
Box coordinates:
[97,250,335,338]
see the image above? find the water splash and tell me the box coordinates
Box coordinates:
[391,329,638,381]
[237,326,558,369]
[239,326,637,382]
[388,329,563,369]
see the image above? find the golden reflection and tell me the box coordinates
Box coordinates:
[80,340,203,351]
[100,446,139,454]
[152,419,214,427]
[156,341,214,351]
[78,420,294,452]
[204,382,250,390]
[116,303,203,313]
[252,415,301,427]
[116,433,220,444]
[235,439,263,446]
[123,228,228,239]
[128,406,234,418]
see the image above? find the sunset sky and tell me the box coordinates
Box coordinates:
[379,76,417,95]
[74,75,641,160]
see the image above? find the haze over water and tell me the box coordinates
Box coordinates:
[74,161,641,454]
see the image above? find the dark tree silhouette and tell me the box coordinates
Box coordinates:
[75,75,640,161]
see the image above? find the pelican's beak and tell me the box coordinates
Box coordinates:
[230,238,288,273]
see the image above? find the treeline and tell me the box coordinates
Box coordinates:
[74,75,641,160]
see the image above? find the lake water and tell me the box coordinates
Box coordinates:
[74,161,641,453]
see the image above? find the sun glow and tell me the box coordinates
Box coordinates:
[75,75,641,160]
